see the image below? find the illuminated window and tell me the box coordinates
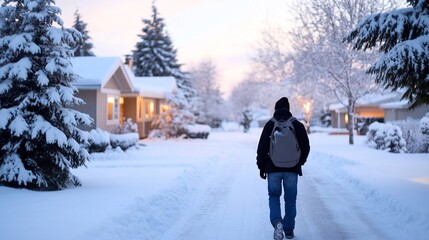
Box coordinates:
[138,98,143,120]
[145,100,155,118]
[107,96,120,121]
[160,103,169,113]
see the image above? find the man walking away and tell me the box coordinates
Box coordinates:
[256,97,310,239]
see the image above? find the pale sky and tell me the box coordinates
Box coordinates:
[55,0,294,96]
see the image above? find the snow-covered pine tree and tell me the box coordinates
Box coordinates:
[346,0,429,108]
[133,4,173,77]
[72,9,95,57]
[0,0,93,191]
[133,2,196,138]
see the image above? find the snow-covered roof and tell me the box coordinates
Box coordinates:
[329,91,403,111]
[132,76,177,99]
[379,100,409,109]
[71,56,134,91]
[71,56,176,99]
[356,92,402,106]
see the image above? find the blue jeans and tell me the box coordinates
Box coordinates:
[268,172,298,232]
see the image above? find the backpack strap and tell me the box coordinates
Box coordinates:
[287,117,297,124]
[270,116,296,124]
[270,117,278,124]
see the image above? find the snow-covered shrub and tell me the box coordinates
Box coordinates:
[420,112,429,152]
[112,118,138,134]
[366,122,407,153]
[384,126,407,153]
[110,133,139,151]
[366,122,386,149]
[420,113,429,134]
[394,120,425,153]
[184,124,211,139]
[149,111,180,139]
[87,129,110,153]
[320,113,332,127]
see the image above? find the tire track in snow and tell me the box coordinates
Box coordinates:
[297,151,394,240]
[161,140,269,240]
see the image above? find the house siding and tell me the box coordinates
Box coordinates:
[384,105,429,122]
[96,91,112,132]
[74,90,97,130]
[105,75,120,89]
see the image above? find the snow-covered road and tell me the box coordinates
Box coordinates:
[1,129,427,240]
[141,132,398,240]
[81,130,411,240]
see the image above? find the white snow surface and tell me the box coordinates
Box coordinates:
[0,129,428,240]
[71,56,124,86]
[133,76,177,99]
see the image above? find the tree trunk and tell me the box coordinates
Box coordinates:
[348,98,355,145]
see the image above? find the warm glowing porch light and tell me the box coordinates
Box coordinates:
[107,96,115,104]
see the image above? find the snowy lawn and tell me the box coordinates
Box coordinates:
[0,128,428,240]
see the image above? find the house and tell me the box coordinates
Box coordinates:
[329,92,429,129]
[381,100,429,122]
[71,56,177,138]
[121,76,177,138]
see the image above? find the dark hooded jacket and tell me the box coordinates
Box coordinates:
[256,109,310,176]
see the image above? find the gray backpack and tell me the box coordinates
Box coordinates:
[269,117,301,168]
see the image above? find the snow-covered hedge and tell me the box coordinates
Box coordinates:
[112,118,138,134]
[366,122,407,153]
[86,129,139,152]
[87,128,110,153]
[183,124,211,139]
[110,133,139,151]
[390,113,429,153]
[393,120,424,153]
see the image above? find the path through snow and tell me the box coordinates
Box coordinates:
[81,130,406,240]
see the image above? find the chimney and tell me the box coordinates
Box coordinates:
[124,54,133,69]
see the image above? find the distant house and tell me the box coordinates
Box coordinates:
[121,76,177,138]
[329,92,429,129]
[71,56,177,138]
[381,100,429,122]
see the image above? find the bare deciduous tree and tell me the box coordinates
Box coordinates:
[288,0,401,144]
[188,60,225,127]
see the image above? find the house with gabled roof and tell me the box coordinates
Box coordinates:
[121,75,177,138]
[71,56,177,138]
[329,92,429,129]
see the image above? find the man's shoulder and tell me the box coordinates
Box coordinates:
[291,118,306,131]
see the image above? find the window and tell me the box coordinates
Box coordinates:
[138,98,144,120]
[107,96,120,122]
[145,100,155,119]
[160,103,170,113]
